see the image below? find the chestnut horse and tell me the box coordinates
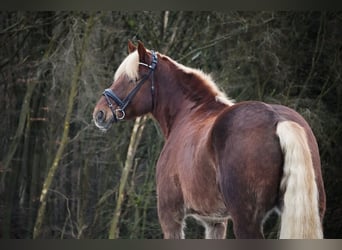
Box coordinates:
[93,41,325,239]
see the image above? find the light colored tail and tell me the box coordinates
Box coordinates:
[276,121,323,239]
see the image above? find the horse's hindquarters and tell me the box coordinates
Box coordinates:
[210,102,284,237]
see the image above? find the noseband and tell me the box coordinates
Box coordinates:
[102,50,157,123]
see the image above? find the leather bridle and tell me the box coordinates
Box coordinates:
[102,50,157,123]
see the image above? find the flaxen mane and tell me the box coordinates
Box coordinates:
[114,50,234,106]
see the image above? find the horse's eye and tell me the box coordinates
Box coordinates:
[129,78,138,84]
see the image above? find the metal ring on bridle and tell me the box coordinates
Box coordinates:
[115,109,125,120]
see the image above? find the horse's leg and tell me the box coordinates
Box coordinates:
[201,219,228,239]
[231,214,264,239]
[159,210,185,239]
[157,176,185,239]
[158,201,185,239]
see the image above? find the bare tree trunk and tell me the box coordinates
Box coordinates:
[33,15,95,239]
[108,115,147,239]
[0,79,37,188]
[0,78,37,238]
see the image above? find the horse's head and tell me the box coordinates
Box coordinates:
[93,41,157,131]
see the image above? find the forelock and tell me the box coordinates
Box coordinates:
[114,50,139,81]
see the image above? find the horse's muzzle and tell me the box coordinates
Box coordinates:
[93,110,113,131]
[96,110,105,123]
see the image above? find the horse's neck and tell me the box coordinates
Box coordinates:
[151,62,230,138]
[152,94,193,138]
[151,83,225,139]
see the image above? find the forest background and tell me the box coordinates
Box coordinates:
[0,11,341,239]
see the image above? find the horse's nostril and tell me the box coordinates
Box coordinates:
[96,110,105,122]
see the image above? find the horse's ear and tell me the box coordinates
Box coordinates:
[137,40,148,63]
[127,40,136,53]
